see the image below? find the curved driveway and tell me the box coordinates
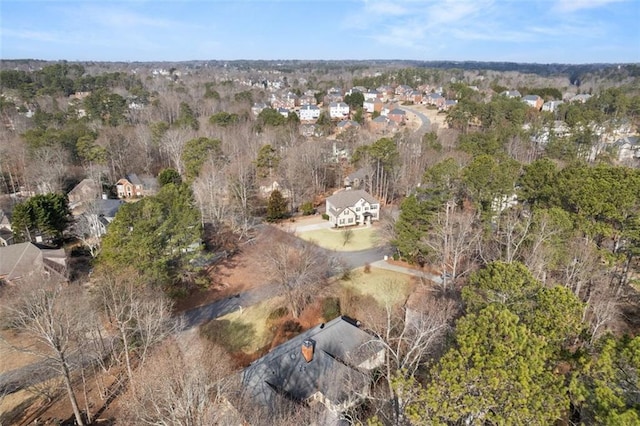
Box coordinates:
[400,105,432,136]
[179,237,442,330]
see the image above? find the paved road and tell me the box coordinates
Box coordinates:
[180,282,280,330]
[400,105,432,135]
[1,235,423,395]
[178,237,448,331]
[179,243,390,330]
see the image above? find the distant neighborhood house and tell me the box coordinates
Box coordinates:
[116,174,158,198]
[523,94,544,110]
[67,178,101,207]
[77,198,125,238]
[614,136,640,163]
[343,168,369,189]
[501,90,522,98]
[329,102,350,120]
[298,104,321,122]
[326,189,379,228]
[387,108,407,124]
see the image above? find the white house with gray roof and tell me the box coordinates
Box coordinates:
[329,102,349,120]
[298,104,321,122]
[326,189,379,228]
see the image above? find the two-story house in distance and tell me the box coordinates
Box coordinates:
[325,189,379,228]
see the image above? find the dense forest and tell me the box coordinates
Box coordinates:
[0,60,639,425]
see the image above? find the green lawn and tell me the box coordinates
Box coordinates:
[212,296,285,353]
[297,226,380,251]
[341,267,413,307]
[203,268,413,354]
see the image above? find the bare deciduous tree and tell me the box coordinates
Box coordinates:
[25,146,69,194]
[118,334,233,426]
[342,228,355,247]
[227,157,257,238]
[363,293,458,425]
[92,269,177,386]
[1,279,89,425]
[422,204,479,289]
[193,159,229,226]
[585,286,619,343]
[262,241,331,318]
[160,128,193,175]
[71,200,105,258]
[494,205,533,264]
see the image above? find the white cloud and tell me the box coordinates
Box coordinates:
[79,5,177,29]
[2,28,68,44]
[425,0,492,26]
[554,0,628,12]
[365,1,409,16]
[344,0,495,51]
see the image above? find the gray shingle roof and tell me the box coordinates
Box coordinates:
[68,178,101,202]
[126,174,142,185]
[0,228,13,245]
[300,104,320,110]
[326,189,377,209]
[0,242,66,282]
[346,168,368,181]
[95,199,125,218]
[241,316,383,409]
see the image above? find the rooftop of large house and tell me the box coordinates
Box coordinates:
[326,189,377,209]
[241,316,384,412]
[0,242,67,283]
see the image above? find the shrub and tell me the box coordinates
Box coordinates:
[363,263,371,273]
[268,306,289,321]
[282,319,302,334]
[321,213,330,221]
[300,202,315,216]
[339,289,380,320]
[340,268,352,281]
[200,320,256,353]
[321,297,341,321]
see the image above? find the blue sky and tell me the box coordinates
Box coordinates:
[1,0,639,63]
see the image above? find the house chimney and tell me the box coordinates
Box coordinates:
[301,339,315,363]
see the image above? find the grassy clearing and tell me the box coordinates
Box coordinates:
[297,226,379,251]
[340,267,413,307]
[209,296,285,353]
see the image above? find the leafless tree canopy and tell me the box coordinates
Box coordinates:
[118,334,234,426]
[1,278,91,425]
[262,241,332,318]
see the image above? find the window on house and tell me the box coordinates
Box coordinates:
[371,205,378,210]
[356,207,361,212]
[339,219,345,224]
[348,218,353,223]
[364,206,369,211]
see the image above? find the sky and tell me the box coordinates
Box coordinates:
[1,0,639,64]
